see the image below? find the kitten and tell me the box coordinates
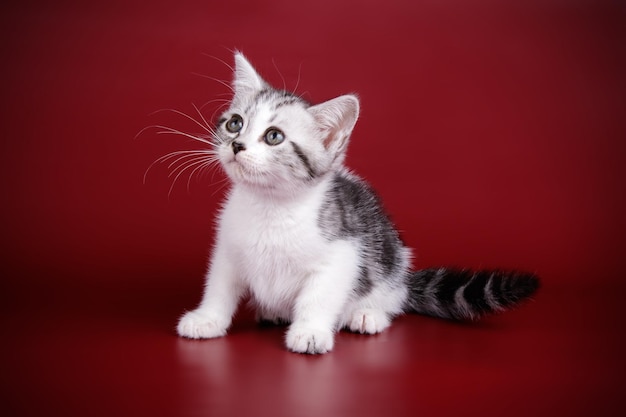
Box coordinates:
[175,52,539,354]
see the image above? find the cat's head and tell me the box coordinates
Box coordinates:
[214,52,359,195]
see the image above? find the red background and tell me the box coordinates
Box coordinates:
[2,1,624,416]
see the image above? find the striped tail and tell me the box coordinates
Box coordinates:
[405,268,539,320]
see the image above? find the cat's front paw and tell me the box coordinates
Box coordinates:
[348,309,391,334]
[177,310,229,339]
[285,324,334,354]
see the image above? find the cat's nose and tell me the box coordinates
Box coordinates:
[232,141,246,155]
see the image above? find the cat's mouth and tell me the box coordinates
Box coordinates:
[219,148,283,190]
[225,158,272,187]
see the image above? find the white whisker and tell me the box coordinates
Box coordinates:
[135,125,157,140]
[150,108,215,136]
[210,103,230,127]
[187,159,218,192]
[272,58,287,92]
[168,156,216,199]
[199,97,230,112]
[210,176,230,198]
[201,53,234,72]
[168,154,214,177]
[191,103,214,136]
[144,150,216,184]
[151,125,214,146]
[293,61,303,95]
[167,153,214,173]
[192,72,234,93]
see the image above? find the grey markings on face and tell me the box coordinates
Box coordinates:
[290,142,316,180]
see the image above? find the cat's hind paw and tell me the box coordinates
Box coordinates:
[285,325,334,354]
[177,310,229,339]
[348,309,390,334]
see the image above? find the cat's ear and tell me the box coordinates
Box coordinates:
[233,52,267,97]
[309,95,360,153]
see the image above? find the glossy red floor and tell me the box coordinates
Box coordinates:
[2,1,624,416]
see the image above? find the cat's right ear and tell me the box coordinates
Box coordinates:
[309,94,360,156]
[233,52,267,98]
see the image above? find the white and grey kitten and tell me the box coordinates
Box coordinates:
[175,52,538,354]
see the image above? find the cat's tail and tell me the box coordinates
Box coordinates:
[404,268,539,321]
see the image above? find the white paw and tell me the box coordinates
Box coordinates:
[348,309,390,334]
[285,325,334,354]
[176,310,229,339]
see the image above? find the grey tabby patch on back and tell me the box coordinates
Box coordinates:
[318,171,409,294]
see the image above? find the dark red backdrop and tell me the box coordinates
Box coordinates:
[2,1,624,416]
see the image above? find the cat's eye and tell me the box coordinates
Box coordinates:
[264,128,285,146]
[225,114,244,133]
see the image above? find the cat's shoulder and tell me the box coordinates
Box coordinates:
[326,169,381,206]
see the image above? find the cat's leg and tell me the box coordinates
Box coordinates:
[177,247,244,339]
[285,240,360,354]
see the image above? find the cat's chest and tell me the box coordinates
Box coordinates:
[220,188,326,269]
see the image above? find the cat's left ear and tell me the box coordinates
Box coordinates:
[232,52,267,97]
[309,94,360,154]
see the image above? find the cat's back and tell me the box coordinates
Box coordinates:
[320,169,411,279]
